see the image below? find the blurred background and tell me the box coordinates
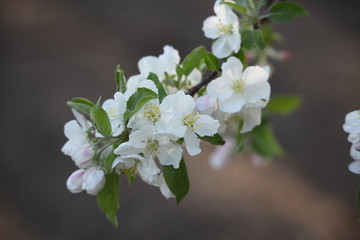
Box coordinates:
[1,0,360,239]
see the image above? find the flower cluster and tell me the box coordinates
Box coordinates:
[61,0,307,226]
[343,110,360,174]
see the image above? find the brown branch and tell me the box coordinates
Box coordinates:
[187,71,218,96]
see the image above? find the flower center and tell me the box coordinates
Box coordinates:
[145,139,160,156]
[108,106,118,119]
[231,79,246,95]
[143,103,160,122]
[216,22,232,35]
[183,111,202,131]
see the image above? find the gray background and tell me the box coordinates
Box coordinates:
[1,0,360,239]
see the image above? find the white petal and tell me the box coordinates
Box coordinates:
[158,143,183,168]
[222,56,243,81]
[82,167,106,195]
[242,66,269,84]
[350,144,360,160]
[128,125,156,149]
[72,109,91,130]
[219,93,246,113]
[195,95,217,115]
[160,91,195,116]
[348,160,360,174]
[240,106,262,133]
[137,156,161,180]
[202,16,221,39]
[138,56,165,80]
[187,68,202,87]
[61,141,74,156]
[244,81,271,103]
[184,128,201,156]
[64,120,87,143]
[207,76,233,100]
[214,0,238,24]
[137,80,158,94]
[158,45,180,75]
[212,35,234,59]
[343,110,360,133]
[71,145,94,168]
[159,173,175,199]
[194,115,220,137]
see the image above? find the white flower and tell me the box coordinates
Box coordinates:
[136,45,202,94]
[207,57,270,113]
[114,125,183,169]
[138,45,180,80]
[82,166,106,195]
[343,110,360,143]
[159,91,220,156]
[66,169,85,193]
[239,100,268,133]
[62,109,92,156]
[202,0,240,58]
[101,92,126,137]
[209,137,235,169]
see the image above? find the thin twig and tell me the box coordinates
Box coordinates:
[187,71,218,96]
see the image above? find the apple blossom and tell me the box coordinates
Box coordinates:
[159,91,220,156]
[202,0,240,58]
[207,56,270,114]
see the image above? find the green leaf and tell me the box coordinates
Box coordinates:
[90,101,112,137]
[234,0,253,9]
[176,65,184,81]
[182,46,207,76]
[250,122,284,158]
[269,1,308,23]
[97,172,120,228]
[233,48,247,67]
[124,88,158,121]
[147,72,167,103]
[242,29,265,50]
[236,119,246,152]
[198,133,225,145]
[266,95,302,115]
[67,98,95,116]
[104,151,117,173]
[221,1,247,14]
[261,24,282,45]
[163,158,190,204]
[254,0,266,11]
[357,184,360,221]
[115,65,126,94]
[204,52,220,71]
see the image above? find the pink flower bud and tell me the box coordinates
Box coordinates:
[281,50,291,61]
[71,145,94,168]
[66,169,85,193]
[82,167,105,195]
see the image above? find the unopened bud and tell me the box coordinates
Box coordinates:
[66,169,85,193]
